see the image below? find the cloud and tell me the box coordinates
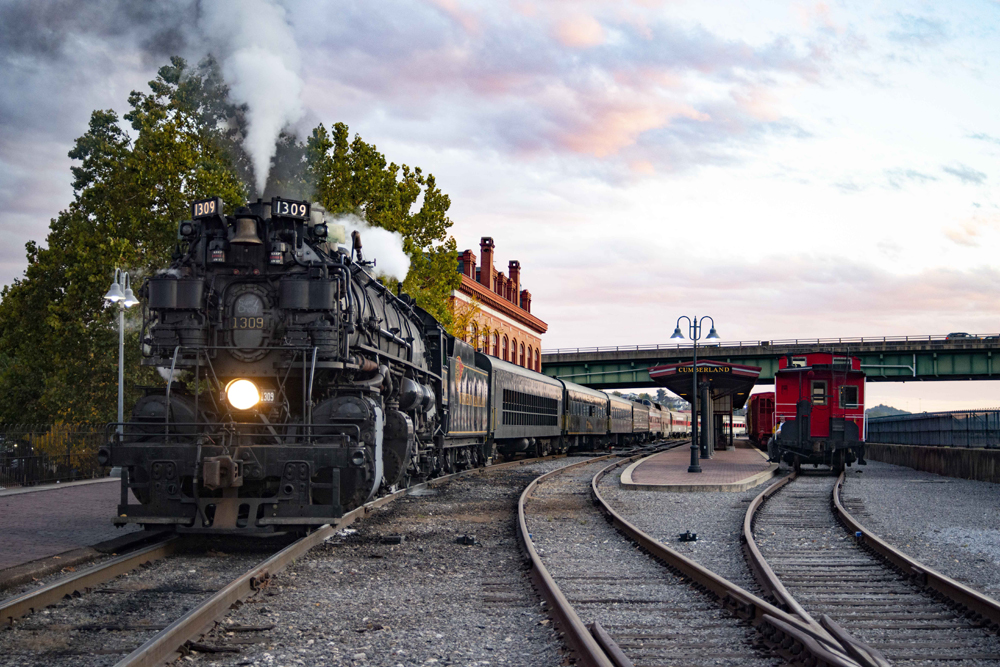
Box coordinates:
[888,14,949,47]
[885,168,937,189]
[944,212,1000,247]
[552,14,606,48]
[942,163,987,185]
[969,132,1000,146]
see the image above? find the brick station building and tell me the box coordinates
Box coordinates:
[452,237,547,371]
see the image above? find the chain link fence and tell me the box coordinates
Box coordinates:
[0,424,108,488]
[867,410,1000,449]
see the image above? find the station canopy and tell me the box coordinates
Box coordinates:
[648,360,762,411]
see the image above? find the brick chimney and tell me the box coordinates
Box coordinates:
[520,289,531,313]
[479,237,495,290]
[496,271,506,297]
[459,250,476,278]
[508,260,520,306]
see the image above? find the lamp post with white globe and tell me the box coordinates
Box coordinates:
[670,316,720,473]
[104,269,139,435]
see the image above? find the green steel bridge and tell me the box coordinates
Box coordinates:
[540,334,1000,389]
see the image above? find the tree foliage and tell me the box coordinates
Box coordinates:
[0,57,246,423]
[0,58,461,424]
[306,123,460,327]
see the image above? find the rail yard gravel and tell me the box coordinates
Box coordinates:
[0,538,283,666]
[185,456,593,667]
[526,457,782,667]
[840,460,1000,599]
[597,462,783,598]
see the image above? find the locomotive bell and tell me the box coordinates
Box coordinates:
[232,210,263,245]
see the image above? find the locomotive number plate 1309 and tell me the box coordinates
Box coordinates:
[232,317,265,329]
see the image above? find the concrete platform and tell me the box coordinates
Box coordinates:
[0,476,140,575]
[621,441,778,492]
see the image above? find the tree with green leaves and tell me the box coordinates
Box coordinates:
[306,122,460,329]
[0,57,462,424]
[0,57,247,424]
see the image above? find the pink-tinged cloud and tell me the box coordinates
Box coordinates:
[732,86,782,122]
[558,97,710,157]
[945,213,1000,247]
[553,14,606,48]
[425,0,481,34]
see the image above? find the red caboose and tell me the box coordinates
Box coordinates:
[770,353,866,472]
[746,392,775,448]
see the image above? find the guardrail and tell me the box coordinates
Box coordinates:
[542,333,1000,355]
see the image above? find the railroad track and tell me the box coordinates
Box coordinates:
[746,471,1000,665]
[519,445,866,667]
[0,450,578,667]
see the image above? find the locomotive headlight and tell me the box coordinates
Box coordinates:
[226,379,260,411]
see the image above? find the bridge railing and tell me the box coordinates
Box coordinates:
[541,333,1000,355]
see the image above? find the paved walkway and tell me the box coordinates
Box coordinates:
[622,441,778,492]
[0,478,139,570]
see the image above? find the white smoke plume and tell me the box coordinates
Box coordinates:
[199,0,304,194]
[333,214,411,282]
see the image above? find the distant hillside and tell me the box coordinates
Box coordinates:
[866,404,911,418]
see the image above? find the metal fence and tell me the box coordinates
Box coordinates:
[0,424,108,488]
[867,410,1000,449]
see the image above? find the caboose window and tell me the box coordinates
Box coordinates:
[791,357,807,368]
[840,385,859,408]
[811,381,827,405]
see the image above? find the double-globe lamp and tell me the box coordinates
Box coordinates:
[104,269,139,437]
[670,316,720,473]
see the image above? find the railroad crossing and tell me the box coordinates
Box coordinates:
[541,334,1000,389]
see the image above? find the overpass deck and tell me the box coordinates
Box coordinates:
[541,334,1000,389]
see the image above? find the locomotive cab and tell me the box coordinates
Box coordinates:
[770,353,866,473]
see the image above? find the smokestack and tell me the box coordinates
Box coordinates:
[508,260,520,306]
[479,237,495,290]
[460,250,477,278]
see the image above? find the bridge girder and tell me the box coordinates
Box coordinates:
[541,339,1000,389]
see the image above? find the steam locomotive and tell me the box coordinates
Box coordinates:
[101,196,664,533]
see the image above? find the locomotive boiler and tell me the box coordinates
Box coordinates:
[102,196,479,532]
[101,196,671,533]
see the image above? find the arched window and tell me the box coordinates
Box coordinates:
[510,338,517,363]
[527,345,533,370]
[534,348,540,371]
[502,336,508,361]
[470,322,478,349]
[520,342,525,367]
[491,333,498,357]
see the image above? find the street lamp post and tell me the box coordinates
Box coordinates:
[670,316,720,473]
[104,269,140,436]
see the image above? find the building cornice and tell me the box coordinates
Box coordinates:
[456,275,548,334]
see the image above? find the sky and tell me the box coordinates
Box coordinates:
[1,0,999,410]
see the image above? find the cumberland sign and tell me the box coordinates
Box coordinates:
[677,365,732,373]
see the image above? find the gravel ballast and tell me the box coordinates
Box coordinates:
[526,456,782,667]
[840,460,1000,599]
[598,460,783,598]
[186,456,593,667]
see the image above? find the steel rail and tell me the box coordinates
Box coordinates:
[517,451,625,667]
[0,537,182,625]
[833,471,1000,634]
[114,450,576,666]
[742,473,888,667]
[589,456,864,667]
